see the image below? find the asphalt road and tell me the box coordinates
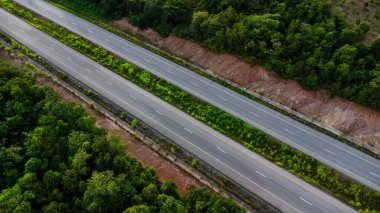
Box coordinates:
[15,0,380,192]
[0,8,358,213]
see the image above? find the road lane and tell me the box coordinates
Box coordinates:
[15,0,380,191]
[0,8,355,213]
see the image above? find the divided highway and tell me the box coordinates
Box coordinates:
[0,8,355,213]
[15,0,380,192]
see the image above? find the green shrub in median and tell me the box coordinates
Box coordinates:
[1,0,379,211]
[0,59,243,212]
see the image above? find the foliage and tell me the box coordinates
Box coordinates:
[0,59,243,212]
[52,0,380,111]
[1,1,379,211]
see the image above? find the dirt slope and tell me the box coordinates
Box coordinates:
[332,0,380,44]
[1,49,201,194]
[114,18,380,150]
[37,76,201,194]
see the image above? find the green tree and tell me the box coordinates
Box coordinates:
[70,148,91,176]
[24,157,44,174]
[141,183,159,204]
[0,60,245,213]
[0,146,23,188]
[62,169,80,194]
[184,187,244,213]
[160,180,179,199]
[159,196,187,213]
[0,185,32,212]
[339,29,358,45]
[371,36,380,60]
[83,171,125,212]
[43,170,62,189]
[162,0,192,28]
[333,45,358,65]
[83,170,138,212]
[41,202,61,213]
[123,205,151,213]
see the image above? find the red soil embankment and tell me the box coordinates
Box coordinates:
[114,18,380,149]
[1,48,201,194]
[37,76,200,195]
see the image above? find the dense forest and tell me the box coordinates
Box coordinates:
[52,0,380,111]
[0,59,244,212]
[1,1,379,210]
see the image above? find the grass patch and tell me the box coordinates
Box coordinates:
[1,0,380,211]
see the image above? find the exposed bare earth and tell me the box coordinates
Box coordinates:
[114,18,380,149]
[36,76,201,195]
[1,49,201,194]
[0,49,23,65]
[332,0,380,44]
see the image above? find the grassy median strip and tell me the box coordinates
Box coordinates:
[47,0,380,160]
[1,0,379,211]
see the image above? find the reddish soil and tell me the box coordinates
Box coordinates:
[113,18,380,149]
[0,49,23,65]
[1,48,200,194]
[36,77,201,195]
[332,0,380,44]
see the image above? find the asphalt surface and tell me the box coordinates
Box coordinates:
[0,8,358,213]
[15,0,380,192]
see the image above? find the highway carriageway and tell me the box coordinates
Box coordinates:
[15,0,380,192]
[0,8,356,213]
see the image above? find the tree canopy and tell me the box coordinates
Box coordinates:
[0,60,244,212]
[52,0,380,111]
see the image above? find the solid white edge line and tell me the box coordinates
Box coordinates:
[6,6,352,211]
[29,1,366,172]
[191,82,199,87]
[17,4,379,193]
[284,129,295,135]
[255,170,266,178]
[51,49,307,213]
[248,104,380,169]
[22,1,378,173]
[15,26,309,213]
[218,96,227,101]
[217,147,227,154]
[184,128,192,133]
[324,149,337,156]
[369,171,380,178]
[249,111,259,116]
[47,0,380,171]
[300,197,312,206]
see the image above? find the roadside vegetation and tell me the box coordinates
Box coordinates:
[0,0,379,211]
[332,0,380,44]
[0,58,243,212]
[52,0,380,111]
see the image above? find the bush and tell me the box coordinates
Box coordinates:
[1,1,379,211]
[0,59,243,212]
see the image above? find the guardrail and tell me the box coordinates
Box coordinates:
[0,32,280,213]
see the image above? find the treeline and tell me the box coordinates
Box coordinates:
[0,59,244,212]
[52,0,380,111]
[1,0,379,211]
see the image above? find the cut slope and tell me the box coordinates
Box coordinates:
[332,0,380,44]
[114,18,380,149]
